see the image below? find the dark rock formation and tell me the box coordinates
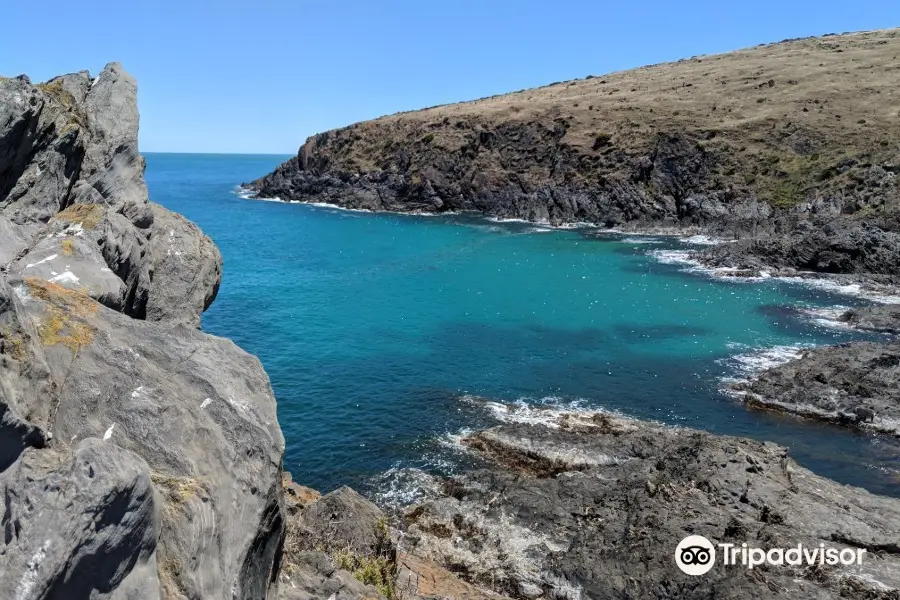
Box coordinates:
[280,486,395,600]
[840,304,900,334]
[0,65,285,599]
[401,407,900,599]
[693,219,900,284]
[731,341,900,436]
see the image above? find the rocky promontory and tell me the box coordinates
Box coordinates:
[0,65,284,599]
[731,340,900,436]
[250,30,900,236]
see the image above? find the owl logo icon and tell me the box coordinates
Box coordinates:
[675,535,716,575]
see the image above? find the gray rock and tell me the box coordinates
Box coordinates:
[403,406,900,599]
[695,219,900,282]
[142,204,222,327]
[0,439,160,600]
[299,487,390,556]
[278,552,381,600]
[840,304,900,334]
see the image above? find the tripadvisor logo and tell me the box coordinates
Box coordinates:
[675,535,866,576]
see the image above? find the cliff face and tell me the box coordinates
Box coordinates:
[0,65,285,599]
[251,29,900,233]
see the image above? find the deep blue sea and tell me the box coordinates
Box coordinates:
[145,153,900,499]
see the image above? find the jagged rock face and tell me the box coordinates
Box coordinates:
[250,30,900,233]
[0,65,221,327]
[0,65,285,599]
[402,410,900,599]
[695,220,900,280]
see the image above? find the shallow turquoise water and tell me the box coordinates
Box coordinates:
[145,153,899,498]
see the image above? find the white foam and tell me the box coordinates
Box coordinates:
[797,305,855,330]
[649,249,699,266]
[724,344,809,376]
[718,344,810,393]
[682,234,723,246]
[647,250,900,304]
[371,466,443,510]
[620,237,663,245]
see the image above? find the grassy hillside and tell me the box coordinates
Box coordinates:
[256,29,900,225]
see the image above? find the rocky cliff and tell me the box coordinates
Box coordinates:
[250,30,900,237]
[0,65,285,599]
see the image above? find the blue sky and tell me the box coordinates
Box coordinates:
[2,1,897,154]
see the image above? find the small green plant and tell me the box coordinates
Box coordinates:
[770,180,804,208]
[333,549,397,599]
[420,133,435,144]
[331,518,397,599]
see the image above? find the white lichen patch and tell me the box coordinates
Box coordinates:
[24,253,58,269]
[15,540,50,600]
[102,424,115,441]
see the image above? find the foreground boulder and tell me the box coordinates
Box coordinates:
[0,65,285,599]
[402,405,900,599]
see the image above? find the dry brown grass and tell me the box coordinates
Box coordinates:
[37,79,86,128]
[60,239,75,256]
[25,278,97,354]
[309,29,900,209]
[151,472,204,515]
[55,203,105,230]
[0,327,28,361]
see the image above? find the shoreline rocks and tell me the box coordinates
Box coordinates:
[398,409,900,599]
[731,341,900,436]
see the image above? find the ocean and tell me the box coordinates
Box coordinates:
[144,152,900,500]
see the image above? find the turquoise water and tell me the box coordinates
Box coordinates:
[145,153,900,498]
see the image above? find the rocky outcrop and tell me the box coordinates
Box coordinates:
[840,304,900,334]
[0,66,221,327]
[280,486,394,600]
[401,407,900,599]
[731,341,900,436]
[693,219,900,284]
[0,65,285,599]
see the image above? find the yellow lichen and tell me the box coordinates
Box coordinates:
[55,203,105,230]
[24,278,97,354]
[37,79,86,128]
[60,239,75,256]
[151,473,204,515]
